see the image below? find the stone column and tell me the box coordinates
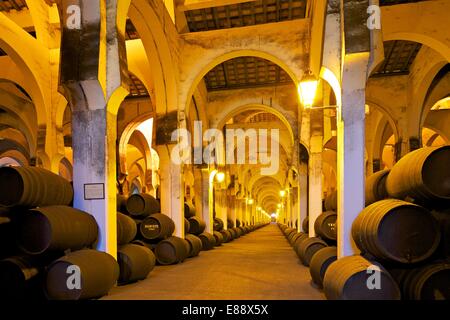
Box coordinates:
[337,0,370,257]
[59,0,129,257]
[308,135,323,237]
[227,192,235,230]
[299,162,308,232]
[194,166,212,233]
[215,187,228,231]
[155,144,184,237]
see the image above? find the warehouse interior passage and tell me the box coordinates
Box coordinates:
[103,224,324,300]
[0,0,449,303]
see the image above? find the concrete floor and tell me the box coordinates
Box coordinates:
[103,223,325,300]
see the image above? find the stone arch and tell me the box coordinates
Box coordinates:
[0,13,49,135]
[214,103,296,146]
[182,50,300,117]
[128,0,178,115]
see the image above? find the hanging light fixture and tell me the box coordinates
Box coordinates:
[298,70,319,109]
[215,171,225,183]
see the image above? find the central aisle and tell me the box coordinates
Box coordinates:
[104,224,325,300]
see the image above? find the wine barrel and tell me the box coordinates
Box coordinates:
[213,217,224,231]
[220,229,232,243]
[126,193,160,218]
[139,213,175,241]
[290,232,303,246]
[431,210,450,257]
[386,145,450,203]
[19,206,98,255]
[227,218,235,228]
[236,219,241,227]
[284,227,295,237]
[212,231,224,246]
[309,246,337,288]
[188,216,206,235]
[0,253,61,299]
[323,255,401,300]
[184,202,196,218]
[45,249,119,300]
[352,199,440,263]
[292,232,309,252]
[302,217,309,233]
[365,170,390,206]
[184,218,190,234]
[198,232,216,250]
[228,228,237,240]
[314,211,337,241]
[184,234,203,257]
[0,167,73,208]
[287,231,298,243]
[324,190,337,211]
[237,226,245,235]
[233,227,243,238]
[117,244,156,285]
[396,261,450,300]
[117,194,127,212]
[155,236,189,265]
[297,237,328,266]
[131,239,155,251]
[117,212,137,245]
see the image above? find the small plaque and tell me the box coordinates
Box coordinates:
[84,183,105,200]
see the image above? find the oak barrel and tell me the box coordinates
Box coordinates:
[352,199,440,263]
[212,231,224,246]
[365,170,390,206]
[184,234,203,257]
[314,211,337,241]
[188,216,206,235]
[139,213,175,240]
[323,255,401,300]
[117,212,137,245]
[155,236,189,265]
[45,249,119,300]
[198,232,216,250]
[0,167,73,208]
[117,244,155,285]
[386,145,450,203]
[126,193,160,218]
[297,237,328,266]
[309,246,337,288]
[19,206,98,255]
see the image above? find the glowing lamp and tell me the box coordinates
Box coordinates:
[298,71,318,109]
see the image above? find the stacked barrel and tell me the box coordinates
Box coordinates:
[0,166,118,300]
[280,145,450,300]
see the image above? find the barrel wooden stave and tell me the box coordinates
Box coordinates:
[117,244,155,285]
[314,211,337,241]
[45,249,119,300]
[297,237,328,266]
[309,246,337,288]
[386,145,450,203]
[323,255,401,300]
[155,236,189,265]
[184,234,203,257]
[0,167,73,208]
[352,199,441,264]
[188,216,206,235]
[126,193,160,218]
[365,170,390,206]
[139,213,175,240]
[117,212,137,245]
[198,232,216,250]
[19,206,98,255]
